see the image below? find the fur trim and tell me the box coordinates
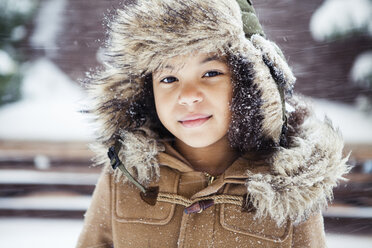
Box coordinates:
[107,0,244,74]
[91,128,165,185]
[251,35,296,93]
[245,96,351,226]
[241,39,285,142]
[250,34,297,143]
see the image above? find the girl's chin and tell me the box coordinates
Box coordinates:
[176,134,228,149]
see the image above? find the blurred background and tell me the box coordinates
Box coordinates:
[0,0,371,247]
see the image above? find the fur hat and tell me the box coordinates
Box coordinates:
[89,0,296,152]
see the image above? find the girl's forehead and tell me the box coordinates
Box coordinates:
[155,52,227,73]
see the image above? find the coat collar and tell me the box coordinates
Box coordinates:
[158,139,270,176]
[158,143,259,200]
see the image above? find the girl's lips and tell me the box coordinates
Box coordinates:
[179,115,212,128]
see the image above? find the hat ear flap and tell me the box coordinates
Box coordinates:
[251,34,296,95]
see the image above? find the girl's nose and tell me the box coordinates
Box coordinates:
[178,83,203,106]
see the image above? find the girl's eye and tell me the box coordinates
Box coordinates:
[203,71,223,78]
[160,76,178,84]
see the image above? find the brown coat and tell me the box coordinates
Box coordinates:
[77,144,327,248]
[77,1,351,246]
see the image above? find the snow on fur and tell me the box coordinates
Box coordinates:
[245,98,351,226]
[251,34,296,93]
[90,128,164,186]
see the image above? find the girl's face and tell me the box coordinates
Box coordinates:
[153,52,232,148]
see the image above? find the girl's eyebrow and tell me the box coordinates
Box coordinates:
[161,55,224,71]
[164,65,174,70]
[200,55,224,64]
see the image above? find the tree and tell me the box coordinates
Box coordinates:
[0,0,39,105]
[310,0,372,112]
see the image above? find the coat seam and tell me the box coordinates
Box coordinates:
[108,170,114,243]
[112,171,179,225]
[84,243,113,248]
[219,184,292,243]
[177,212,189,247]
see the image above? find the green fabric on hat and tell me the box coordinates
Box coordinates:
[236,0,254,12]
[236,0,265,38]
[242,12,265,38]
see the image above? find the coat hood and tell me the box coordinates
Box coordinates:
[91,95,351,226]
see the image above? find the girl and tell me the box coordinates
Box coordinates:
[77,0,350,247]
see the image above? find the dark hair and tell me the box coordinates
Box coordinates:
[119,53,288,157]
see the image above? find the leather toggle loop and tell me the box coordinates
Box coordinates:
[184,199,214,214]
[140,186,159,206]
[108,142,147,194]
[108,146,120,170]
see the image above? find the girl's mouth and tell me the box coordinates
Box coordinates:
[179,115,212,128]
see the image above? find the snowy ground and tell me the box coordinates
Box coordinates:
[0,169,99,185]
[326,233,372,248]
[311,98,372,144]
[0,218,371,248]
[0,58,95,141]
[0,218,83,248]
